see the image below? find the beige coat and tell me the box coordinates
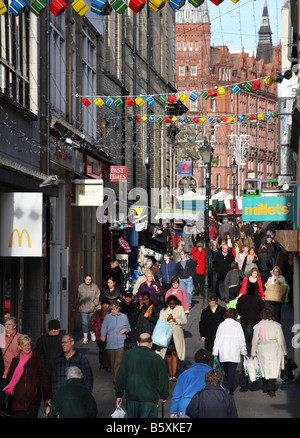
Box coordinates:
[77,282,100,313]
[251,319,287,379]
[156,305,187,360]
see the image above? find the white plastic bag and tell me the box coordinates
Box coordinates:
[244,356,261,382]
[111,407,126,418]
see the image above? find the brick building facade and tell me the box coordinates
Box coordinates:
[175,1,281,196]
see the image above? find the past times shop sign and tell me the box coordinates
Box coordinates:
[108,166,128,182]
[0,193,43,257]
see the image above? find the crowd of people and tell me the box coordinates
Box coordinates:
[0,218,294,419]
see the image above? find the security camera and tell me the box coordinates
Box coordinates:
[40,175,58,187]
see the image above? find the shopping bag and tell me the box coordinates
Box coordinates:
[226,299,240,320]
[213,356,224,375]
[265,284,287,303]
[244,356,261,382]
[152,319,172,347]
[111,407,126,418]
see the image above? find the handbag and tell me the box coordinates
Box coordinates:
[281,356,298,382]
[152,319,172,347]
[124,334,136,351]
[213,356,224,374]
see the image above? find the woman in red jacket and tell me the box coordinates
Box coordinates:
[190,242,205,297]
[238,268,264,299]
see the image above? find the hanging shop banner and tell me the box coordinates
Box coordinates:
[108,166,128,182]
[242,196,294,222]
[178,161,193,177]
[0,192,43,257]
[73,179,104,206]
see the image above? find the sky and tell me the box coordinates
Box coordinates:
[207,0,284,53]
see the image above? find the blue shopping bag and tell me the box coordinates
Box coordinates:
[152,320,172,347]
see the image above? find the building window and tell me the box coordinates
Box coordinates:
[217,174,221,188]
[177,41,181,51]
[191,66,197,76]
[50,14,66,116]
[0,11,31,111]
[81,24,97,139]
[179,66,185,76]
[195,42,199,51]
[190,100,197,111]
[189,42,193,51]
[183,42,187,51]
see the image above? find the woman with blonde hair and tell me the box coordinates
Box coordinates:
[4,335,51,418]
[265,266,287,323]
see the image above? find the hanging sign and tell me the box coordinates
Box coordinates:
[108,166,128,182]
[178,161,193,177]
[0,193,43,257]
[242,196,294,222]
[73,179,104,206]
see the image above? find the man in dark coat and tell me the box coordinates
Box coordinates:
[34,319,63,382]
[199,294,225,352]
[48,366,97,418]
[212,244,234,301]
[186,369,238,418]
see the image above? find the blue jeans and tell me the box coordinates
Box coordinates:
[80,312,94,334]
[179,278,193,307]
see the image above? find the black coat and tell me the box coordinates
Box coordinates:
[101,285,123,302]
[132,301,159,343]
[199,304,226,352]
[236,294,265,326]
[186,385,238,418]
[213,251,235,281]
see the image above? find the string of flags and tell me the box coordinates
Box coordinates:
[0,0,245,18]
[102,111,278,124]
[79,69,292,124]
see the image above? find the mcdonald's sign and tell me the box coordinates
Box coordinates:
[8,229,32,248]
[0,192,43,257]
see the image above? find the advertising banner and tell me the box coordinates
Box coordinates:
[242,195,294,222]
[0,193,43,257]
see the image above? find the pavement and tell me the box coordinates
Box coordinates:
[41,296,300,419]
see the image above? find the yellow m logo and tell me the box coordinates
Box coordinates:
[8,229,32,248]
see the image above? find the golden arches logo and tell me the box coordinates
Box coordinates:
[8,229,32,248]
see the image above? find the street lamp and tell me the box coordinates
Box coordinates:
[231,158,238,240]
[199,137,214,308]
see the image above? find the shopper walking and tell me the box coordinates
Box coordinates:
[156,295,187,381]
[251,308,287,396]
[115,333,169,418]
[76,274,100,344]
[212,308,247,395]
